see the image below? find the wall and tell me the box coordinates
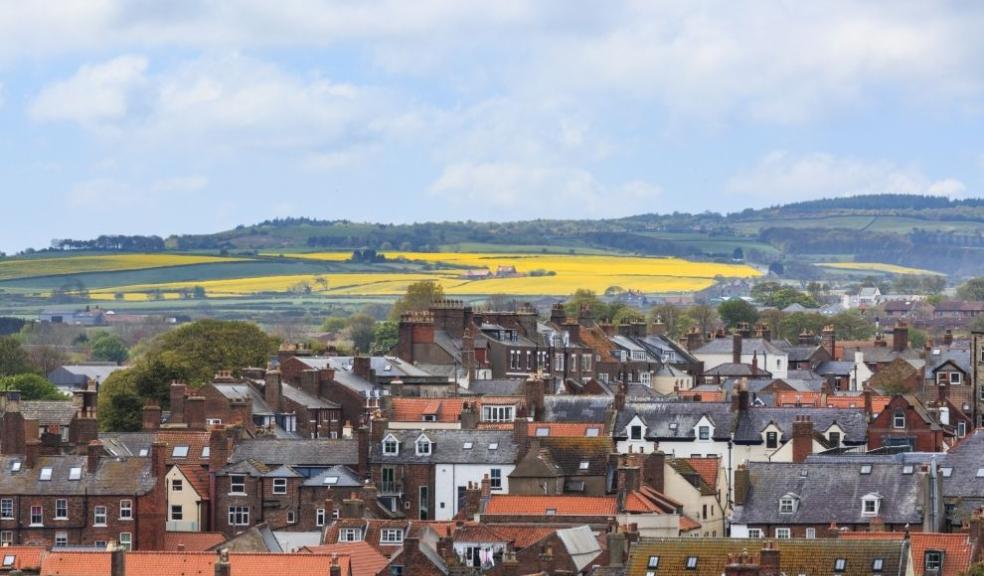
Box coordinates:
[433,464,514,521]
[165,467,203,532]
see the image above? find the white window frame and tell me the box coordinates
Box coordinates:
[805,527,816,539]
[0,532,11,546]
[30,505,43,527]
[93,506,107,527]
[779,497,795,514]
[119,532,132,551]
[630,425,643,440]
[698,425,710,441]
[340,528,362,542]
[862,496,880,516]
[747,528,763,538]
[482,405,515,423]
[228,506,250,526]
[0,499,12,520]
[316,508,326,527]
[55,531,68,547]
[272,478,288,495]
[119,499,132,520]
[381,528,404,543]
[229,475,246,495]
[55,499,68,520]
[775,527,791,539]
[893,411,906,429]
[382,436,399,456]
[924,551,943,572]
[415,437,432,456]
[490,468,502,490]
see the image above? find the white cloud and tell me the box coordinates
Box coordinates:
[30,55,147,125]
[727,151,966,202]
[429,161,659,218]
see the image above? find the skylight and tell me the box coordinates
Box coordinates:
[39,468,52,481]
[579,461,590,470]
[138,448,148,457]
[535,427,550,437]
[860,465,872,475]
[941,467,953,478]
[68,467,82,480]
[902,465,914,475]
[323,476,339,485]
[2,555,13,567]
[488,443,498,450]
[976,468,984,478]
[11,462,20,472]
[202,447,210,458]
[545,508,556,516]
[463,442,473,450]
[585,428,600,437]
[172,446,189,458]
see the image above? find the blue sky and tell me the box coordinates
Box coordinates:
[2,1,983,253]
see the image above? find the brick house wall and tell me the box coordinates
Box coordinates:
[371,462,434,521]
[868,396,945,452]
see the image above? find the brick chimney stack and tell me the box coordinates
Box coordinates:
[893,322,909,353]
[821,325,836,359]
[724,549,761,576]
[142,403,162,431]
[792,415,813,463]
[734,464,750,506]
[759,541,780,576]
[733,333,743,365]
[25,439,41,469]
[944,330,954,347]
[185,396,206,430]
[353,356,372,381]
[170,381,187,424]
[208,426,230,473]
[87,439,103,473]
[264,369,282,412]
[685,327,703,352]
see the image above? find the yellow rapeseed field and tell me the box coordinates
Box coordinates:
[89,251,760,298]
[816,262,942,276]
[0,254,243,281]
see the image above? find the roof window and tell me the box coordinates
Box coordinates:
[39,467,52,481]
[860,465,872,475]
[68,467,82,480]
[172,446,189,458]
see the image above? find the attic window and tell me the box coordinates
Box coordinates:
[861,495,880,516]
[39,467,52,481]
[647,555,659,568]
[535,427,550,437]
[977,468,984,478]
[941,467,953,478]
[872,558,884,571]
[201,447,210,458]
[860,465,872,475]
[685,556,698,570]
[10,462,20,472]
[489,443,499,450]
[834,558,847,572]
[545,508,557,516]
[172,446,189,458]
[415,438,432,456]
[138,449,149,457]
[579,461,590,470]
[2,556,13,567]
[323,476,339,485]
[669,423,678,431]
[422,414,437,422]
[903,465,914,475]
[585,428,600,437]
[68,467,82,481]
[463,442,473,450]
[779,496,796,514]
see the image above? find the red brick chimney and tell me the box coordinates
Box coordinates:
[142,403,162,431]
[792,415,813,463]
[893,322,909,353]
[1,401,26,456]
[642,451,665,493]
[208,426,230,473]
[725,549,761,576]
[734,464,750,506]
[733,333,743,365]
[821,325,836,359]
[352,356,372,381]
[264,369,282,412]
[863,388,874,422]
[685,327,703,352]
[357,424,369,475]
[25,438,41,469]
[944,330,954,347]
[151,440,166,478]
[170,381,187,424]
[87,439,103,473]
[732,379,750,413]
[185,396,206,430]
[759,541,780,576]
[525,376,546,420]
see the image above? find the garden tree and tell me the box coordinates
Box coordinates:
[89,332,129,363]
[778,312,826,342]
[805,282,826,300]
[372,321,399,354]
[751,282,817,309]
[893,274,946,295]
[908,327,928,349]
[348,314,377,354]
[961,563,984,576]
[136,320,277,385]
[389,280,445,321]
[718,299,759,328]
[757,309,784,340]
[0,374,66,400]
[0,336,35,376]
[28,346,68,376]
[610,305,645,326]
[648,304,691,340]
[686,304,718,336]
[958,277,984,301]
[563,289,609,321]
[321,317,348,333]
[360,302,391,321]
[192,285,207,299]
[102,389,145,432]
[830,310,876,340]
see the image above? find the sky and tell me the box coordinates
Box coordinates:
[2,1,984,253]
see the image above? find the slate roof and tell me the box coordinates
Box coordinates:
[783,345,822,363]
[841,532,973,576]
[555,525,604,572]
[940,429,984,499]
[543,395,612,423]
[529,422,606,438]
[815,360,855,376]
[280,382,339,409]
[228,439,359,467]
[369,429,517,465]
[301,465,363,488]
[926,349,971,375]
[0,454,157,495]
[48,364,123,382]
[704,363,772,378]
[533,436,613,476]
[20,401,77,426]
[625,537,907,576]
[467,379,526,396]
[213,383,274,415]
[734,407,867,444]
[614,402,734,441]
[731,461,923,526]
[693,337,787,357]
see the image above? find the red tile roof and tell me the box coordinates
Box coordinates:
[0,546,44,571]
[162,531,227,552]
[841,532,973,576]
[679,515,702,532]
[389,396,525,424]
[528,423,605,438]
[156,430,212,466]
[304,542,388,576]
[175,464,212,500]
[485,495,617,517]
[229,553,348,576]
[41,551,111,576]
[126,552,214,575]
[684,456,720,490]
[677,389,725,402]
[826,395,891,413]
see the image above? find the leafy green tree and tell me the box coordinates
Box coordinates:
[102,389,144,432]
[778,313,826,342]
[829,310,876,340]
[389,281,445,321]
[718,299,759,328]
[373,321,400,354]
[90,332,129,363]
[27,345,68,376]
[611,306,645,326]
[686,304,718,336]
[141,320,278,385]
[958,278,984,301]
[321,317,348,333]
[648,304,691,340]
[970,315,984,333]
[0,374,66,400]
[348,314,377,354]
[751,282,817,309]
[563,289,608,321]
[908,327,928,349]
[0,336,35,376]
[961,562,984,576]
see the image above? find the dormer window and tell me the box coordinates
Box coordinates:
[630,425,643,440]
[422,414,437,422]
[861,494,881,516]
[415,436,432,456]
[483,405,515,422]
[382,435,399,456]
[698,426,710,441]
[828,431,841,447]
[765,431,778,449]
[893,411,906,429]
[924,551,943,573]
[779,495,797,514]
